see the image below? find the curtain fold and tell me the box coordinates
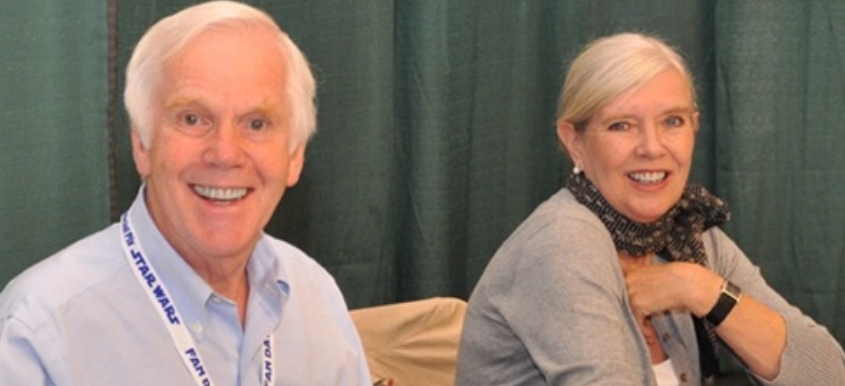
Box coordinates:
[0,1,110,285]
[715,1,845,340]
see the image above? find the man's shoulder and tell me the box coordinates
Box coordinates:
[260,235,319,265]
[255,235,350,314]
[257,235,337,284]
[0,223,126,327]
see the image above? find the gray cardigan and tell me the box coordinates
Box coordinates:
[456,188,845,386]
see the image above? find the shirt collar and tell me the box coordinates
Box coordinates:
[128,187,214,333]
[127,187,289,331]
[246,238,289,322]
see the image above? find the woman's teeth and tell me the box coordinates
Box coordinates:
[629,172,666,184]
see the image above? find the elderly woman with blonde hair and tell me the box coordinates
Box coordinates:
[456,32,845,386]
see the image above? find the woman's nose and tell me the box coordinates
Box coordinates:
[635,125,667,158]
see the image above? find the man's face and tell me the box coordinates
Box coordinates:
[132,26,304,264]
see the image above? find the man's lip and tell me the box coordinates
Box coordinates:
[191,184,250,201]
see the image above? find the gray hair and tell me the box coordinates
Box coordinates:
[124,0,316,151]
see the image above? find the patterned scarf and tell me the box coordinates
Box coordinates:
[566,172,730,379]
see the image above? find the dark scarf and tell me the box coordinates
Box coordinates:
[566,172,730,380]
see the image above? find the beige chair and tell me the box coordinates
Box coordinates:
[350,297,467,386]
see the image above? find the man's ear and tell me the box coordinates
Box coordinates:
[556,120,583,167]
[131,129,151,179]
[285,145,306,187]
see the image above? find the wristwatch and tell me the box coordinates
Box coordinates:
[705,279,742,327]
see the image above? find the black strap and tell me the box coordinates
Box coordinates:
[693,316,720,379]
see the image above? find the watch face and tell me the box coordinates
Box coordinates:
[725,281,742,301]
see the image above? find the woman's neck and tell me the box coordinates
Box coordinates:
[618,251,652,268]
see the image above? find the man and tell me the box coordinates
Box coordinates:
[0,2,371,385]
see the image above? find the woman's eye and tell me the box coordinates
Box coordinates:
[664,115,685,127]
[608,122,629,131]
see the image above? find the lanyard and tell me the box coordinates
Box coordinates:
[120,212,275,385]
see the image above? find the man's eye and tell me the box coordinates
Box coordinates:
[183,113,201,126]
[248,119,266,131]
[172,112,212,136]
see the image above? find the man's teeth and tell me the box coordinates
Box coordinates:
[629,172,666,184]
[194,186,247,201]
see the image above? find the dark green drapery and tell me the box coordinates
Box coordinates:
[3,0,845,350]
[0,2,111,280]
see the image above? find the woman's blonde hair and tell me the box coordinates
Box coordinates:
[556,33,696,131]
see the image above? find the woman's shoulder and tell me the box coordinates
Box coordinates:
[469,189,628,315]
[482,189,620,279]
[509,188,611,246]
[701,226,753,276]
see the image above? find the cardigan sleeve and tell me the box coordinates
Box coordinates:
[458,195,657,386]
[705,228,845,385]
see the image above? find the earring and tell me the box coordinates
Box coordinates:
[573,165,582,175]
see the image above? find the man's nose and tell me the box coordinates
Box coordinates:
[202,123,246,167]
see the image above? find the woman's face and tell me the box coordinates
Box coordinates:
[558,68,698,223]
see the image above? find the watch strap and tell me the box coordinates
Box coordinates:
[705,279,742,327]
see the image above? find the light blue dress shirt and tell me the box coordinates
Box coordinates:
[0,190,371,385]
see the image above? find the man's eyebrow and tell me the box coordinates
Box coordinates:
[160,100,285,121]
[249,105,285,121]
[163,97,200,111]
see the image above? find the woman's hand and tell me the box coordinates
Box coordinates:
[620,259,722,322]
[619,255,786,381]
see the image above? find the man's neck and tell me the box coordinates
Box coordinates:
[183,253,251,328]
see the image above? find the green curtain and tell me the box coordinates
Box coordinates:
[0,2,110,283]
[3,0,845,348]
[714,1,845,341]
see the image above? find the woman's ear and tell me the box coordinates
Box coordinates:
[692,110,700,134]
[556,120,582,166]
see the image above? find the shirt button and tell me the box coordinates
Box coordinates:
[662,333,671,343]
[679,372,688,383]
[210,295,223,304]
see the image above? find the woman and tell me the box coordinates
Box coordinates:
[455,33,845,386]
